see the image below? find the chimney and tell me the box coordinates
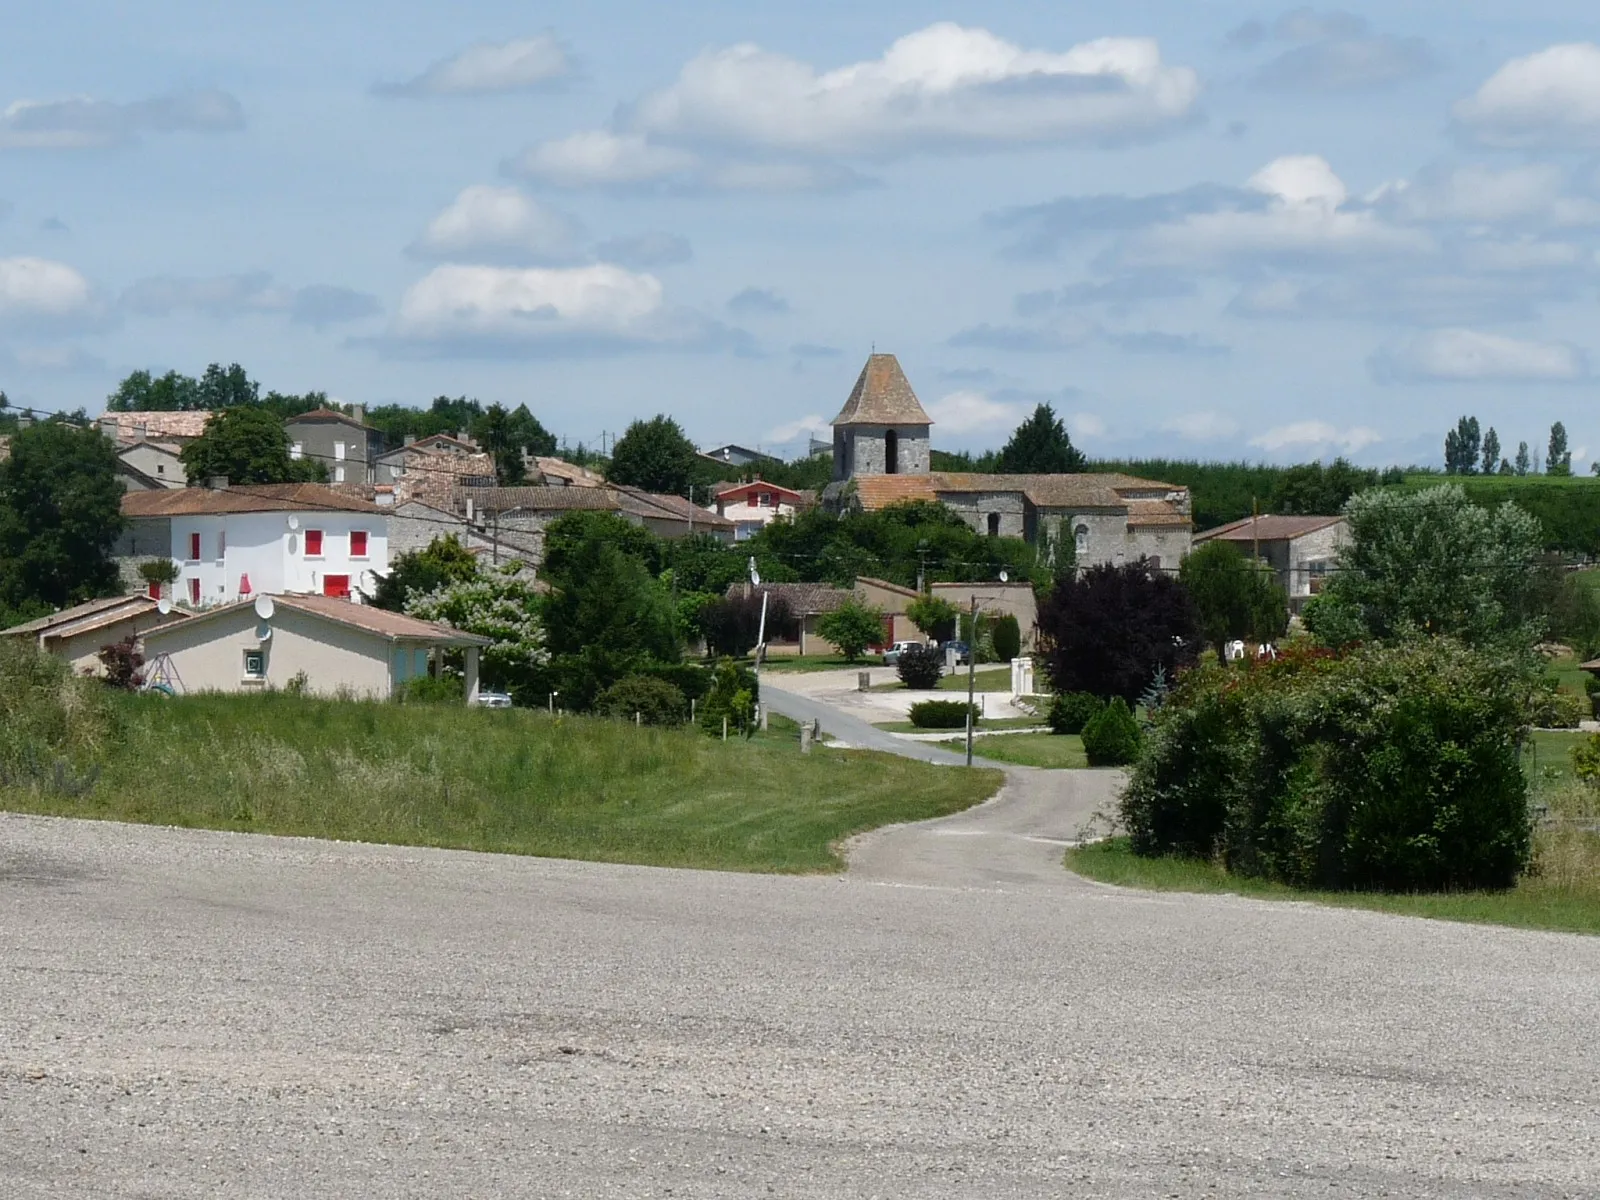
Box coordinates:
[403,433,416,446]
[207,475,229,491]
[457,428,471,445]
[350,403,365,423]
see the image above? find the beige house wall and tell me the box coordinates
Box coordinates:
[928,582,1039,649]
[119,442,187,487]
[51,610,191,676]
[144,605,393,699]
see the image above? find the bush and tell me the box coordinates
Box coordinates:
[596,675,688,726]
[908,699,979,729]
[394,675,464,705]
[896,644,943,689]
[0,640,114,796]
[96,637,144,691]
[1121,639,1533,892]
[1048,691,1103,735]
[816,600,886,663]
[992,613,1022,663]
[1573,734,1600,783]
[698,659,760,737]
[1081,697,1142,766]
[1530,684,1587,729]
[1037,561,1199,704]
[636,662,712,705]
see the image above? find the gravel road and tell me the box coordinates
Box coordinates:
[3,795,1598,1197]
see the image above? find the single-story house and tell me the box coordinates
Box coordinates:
[1193,515,1348,613]
[139,593,492,702]
[2,595,191,676]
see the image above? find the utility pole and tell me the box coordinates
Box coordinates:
[965,594,978,767]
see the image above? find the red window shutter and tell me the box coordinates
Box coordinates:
[147,582,160,600]
[306,529,323,556]
[189,532,201,560]
[351,530,368,557]
[188,578,200,605]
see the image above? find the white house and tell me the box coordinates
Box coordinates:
[118,483,389,607]
[713,479,805,541]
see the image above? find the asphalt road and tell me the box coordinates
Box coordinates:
[4,789,1599,1197]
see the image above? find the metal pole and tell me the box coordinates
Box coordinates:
[965,595,977,767]
[755,590,769,669]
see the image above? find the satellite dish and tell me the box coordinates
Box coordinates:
[256,622,273,641]
[287,515,300,531]
[998,570,1009,583]
[254,595,275,620]
[748,555,761,587]
[156,598,172,615]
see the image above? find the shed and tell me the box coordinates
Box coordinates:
[2,595,192,676]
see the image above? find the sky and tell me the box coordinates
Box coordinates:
[1,1,1598,468]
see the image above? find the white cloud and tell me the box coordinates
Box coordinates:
[120,272,379,328]
[925,389,1029,435]
[1069,412,1106,438]
[1163,411,1240,441]
[508,130,697,188]
[1371,162,1600,227]
[1454,43,1600,149]
[378,36,571,96]
[390,264,729,352]
[1372,328,1587,383]
[0,257,95,320]
[409,185,585,263]
[1120,156,1431,268]
[1249,421,1381,453]
[629,23,1200,156]
[0,90,243,149]
[765,414,831,443]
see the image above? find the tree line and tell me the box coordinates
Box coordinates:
[1443,414,1574,477]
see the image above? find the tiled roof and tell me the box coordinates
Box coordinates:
[142,594,491,647]
[1195,515,1345,543]
[618,488,737,529]
[2,594,156,637]
[285,407,373,431]
[853,472,1190,524]
[98,411,213,442]
[853,476,942,509]
[462,487,622,513]
[122,483,383,517]
[713,478,804,501]
[724,581,853,614]
[830,354,933,426]
[412,433,478,453]
[533,456,606,487]
[856,576,920,599]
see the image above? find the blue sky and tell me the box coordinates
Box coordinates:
[2,1,1597,467]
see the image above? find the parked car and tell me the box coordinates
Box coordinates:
[939,640,971,666]
[471,690,514,709]
[881,640,923,666]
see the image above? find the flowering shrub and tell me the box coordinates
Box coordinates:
[406,563,546,694]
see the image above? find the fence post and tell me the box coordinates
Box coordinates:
[800,724,812,754]
[635,711,641,728]
[722,715,728,742]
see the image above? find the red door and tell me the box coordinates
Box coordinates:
[323,575,351,599]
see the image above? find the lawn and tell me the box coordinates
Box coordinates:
[1068,836,1600,937]
[2,693,1004,874]
[757,655,874,674]
[939,732,1091,769]
[871,666,1016,694]
[873,716,1043,734]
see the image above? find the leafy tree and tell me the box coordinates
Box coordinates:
[996,404,1086,474]
[607,415,699,496]
[697,591,796,657]
[1548,422,1572,476]
[595,675,688,726]
[107,368,202,411]
[1036,561,1200,704]
[0,420,125,613]
[180,406,325,485]
[542,511,664,580]
[405,563,547,695]
[196,363,258,410]
[1443,415,1481,475]
[1179,540,1289,662]
[698,659,759,737]
[816,600,886,662]
[905,595,958,642]
[1081,697,1142,766]
[1481,427,1501,477]
[369,535,479,612]
[1515,441,1531,476]
[1499,458,1514,475]
[1269,458,1378,515]
[895,644,944,689]
[991,612,1022,662]
[1303,484,1544,652]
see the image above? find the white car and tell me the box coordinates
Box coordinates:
[471,690,514,709]
[881,640,924,666]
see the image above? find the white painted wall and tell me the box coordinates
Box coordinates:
[165,510,389,607]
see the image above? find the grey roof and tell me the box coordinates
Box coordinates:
[830,354,933,427]
[2,594,156,637]
[724,581,853,614]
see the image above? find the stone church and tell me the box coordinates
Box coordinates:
[823,354,1193,570]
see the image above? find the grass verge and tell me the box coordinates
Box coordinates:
[3,693,1003,875]
[1068,835,1600,937]
[870,667,1016,694]
[939,732,1091,769]
[873,716,1043,734]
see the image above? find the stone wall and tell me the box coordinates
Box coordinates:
[938,491,1028,539]
[840,424,931,478]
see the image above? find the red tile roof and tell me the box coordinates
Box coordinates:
[122,483,383,517]
[1195,515,1345,543]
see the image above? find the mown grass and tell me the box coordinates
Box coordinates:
[940,732,1091,769]
[873,716,1043,734]
[756,655,873,674]
[2,693,1003,874]
[1068,836,1600,937]
[871,666,1015,694]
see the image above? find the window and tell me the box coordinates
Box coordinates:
[242,649,265,680]
[305,529,324,557]
[334,442,346,461]
[885,429,899,475]
[334,466,346,483]
[987,512,1001,537]
[188,532,201,561]
[216,530,226,560]
[156,464,165,476]
[350,530,369,558]
[1074,524,1089,556]
[759,493,774,507]
[290,442,303,461]
[188,577,201,605]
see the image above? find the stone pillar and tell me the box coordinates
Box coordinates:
[464,646,480,705]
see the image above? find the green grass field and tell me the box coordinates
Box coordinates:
[757,655,872,673]
[1,693,1004,874]
[873,716,1043,734]
[939,732,1091,769]
[871,666,1015,694]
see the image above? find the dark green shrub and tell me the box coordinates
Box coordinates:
[395,674,464,704]
[699,659,760,737]
[596,675,688,726]
[1049,691,1103,735]
[1586,673,1600,718]
[896,644,943,689]
[1529,684,1586,729]
[1081,697,1141,766]
[637,662,712,704]
[1122,639,1533,892]
[992,613,1022,663]
[908,699,979,729]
